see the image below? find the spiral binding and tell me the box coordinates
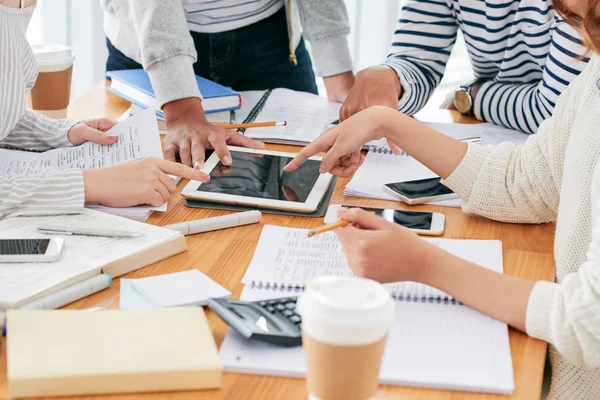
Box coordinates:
[250,280,462,305]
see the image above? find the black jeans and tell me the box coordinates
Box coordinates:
[106,8,318,94]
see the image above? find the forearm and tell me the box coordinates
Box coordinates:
[1,110,74,151]
[379,108,467,178]
[0,170,85,219]
[422,246,534,332]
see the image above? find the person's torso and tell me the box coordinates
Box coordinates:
[450,0,573,84]
[543,54,600,398]
[182,0,285,33]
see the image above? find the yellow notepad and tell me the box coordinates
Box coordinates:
[7,308,221,398]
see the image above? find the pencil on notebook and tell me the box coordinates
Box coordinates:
[218,121,287,129]
[307,220,350,237]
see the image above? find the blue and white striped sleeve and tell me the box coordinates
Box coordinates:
[474,17,589,133]
[382,0,458,116]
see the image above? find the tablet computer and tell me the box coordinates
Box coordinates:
[180,146,334,213]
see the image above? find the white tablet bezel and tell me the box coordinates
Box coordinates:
[180,146,333,213]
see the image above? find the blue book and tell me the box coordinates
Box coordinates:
[106,69,241,119]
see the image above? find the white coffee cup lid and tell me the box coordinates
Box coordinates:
[31,44,75,66]
[297,276,394,328]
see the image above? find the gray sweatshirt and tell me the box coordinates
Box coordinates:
[101,0,353,108]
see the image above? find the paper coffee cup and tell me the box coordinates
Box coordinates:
[297,277,395,400]
[29,44,75,119]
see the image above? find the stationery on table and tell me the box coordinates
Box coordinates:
[107,69,241,119]
[6,308,221,398]
[218,225,514,394]
[0,209,186,309]
[37,225,144,238]
[164,210,262,235]
[120,270,231,309]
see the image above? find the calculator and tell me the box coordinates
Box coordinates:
[207,297,302,346]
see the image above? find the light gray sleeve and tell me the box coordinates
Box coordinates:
[296,0,353,77]
[0,110,74,151]
[0,169,85,219]
[126,0,201,108]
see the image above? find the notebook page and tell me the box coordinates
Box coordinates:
[0,209,180,308]
[242,225,502,300]
[243,89,340,143]
[219,286,514,394]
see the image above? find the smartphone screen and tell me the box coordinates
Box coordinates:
[385,177,453,199]
[0,239,50,255]
[342,206,433,230]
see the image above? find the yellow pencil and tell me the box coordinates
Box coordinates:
[218,121,287,129]
[307,220,350,237]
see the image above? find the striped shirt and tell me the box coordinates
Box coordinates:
[0,4,84,219]
[384,0,590,133]
[183,0,284,34]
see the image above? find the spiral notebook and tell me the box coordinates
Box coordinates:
[224,225,514,394]
[344,146,462,207]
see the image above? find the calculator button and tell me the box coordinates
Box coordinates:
[285,302,296,310]
[266,306,276,313]
[267,300,279,305]
[258,301,267,307]
[289,315,301,324]
[275,304,286,311]
[282,309,294,317]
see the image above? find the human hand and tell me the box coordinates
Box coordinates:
[334,207,436,283]
[339,65,401,122]
[163,98,264,169]
[82,157,210,207]
[323,71,355,103]
[67,117,119,146]
[439,90,457,110]
[284,107,402,177]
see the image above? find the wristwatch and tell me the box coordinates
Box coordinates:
[453,79,484,115]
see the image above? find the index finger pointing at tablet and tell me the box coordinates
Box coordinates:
[157,158,210,182]
[284,129,338,172]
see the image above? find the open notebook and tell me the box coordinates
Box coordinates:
[220,225,514,394]
[0,209,186,308]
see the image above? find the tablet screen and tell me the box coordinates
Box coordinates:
[196,151,321,203]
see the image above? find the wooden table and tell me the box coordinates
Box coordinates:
[0,82,556,400]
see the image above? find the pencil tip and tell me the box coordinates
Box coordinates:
[306,231,315,237]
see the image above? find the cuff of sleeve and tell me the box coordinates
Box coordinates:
[525,280,559,343]
[146,56,202,108]
[473,81,493,121]
[309,34,353,77]
[58,119,77,147]
[382,61,416,115]
[61,169,86,210]
[440,143,491,199]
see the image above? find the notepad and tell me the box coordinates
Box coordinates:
[131,270,231,307]
[0,209,186,309]
[7,308,221,398]
[221,224,514,394]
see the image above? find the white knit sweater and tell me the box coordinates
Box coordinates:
[442,53,600,399]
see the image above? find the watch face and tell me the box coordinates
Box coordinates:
[454,89,472,114]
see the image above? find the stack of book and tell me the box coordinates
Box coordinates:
[107,69,242,130]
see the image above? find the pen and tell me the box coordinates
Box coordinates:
[37,225,144,238]
[164,210,262,235]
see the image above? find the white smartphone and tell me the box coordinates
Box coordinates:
[0,238,65,263]
[383,177,458,205]
[325,205,445,236]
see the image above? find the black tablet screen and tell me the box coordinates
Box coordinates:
[196,151,321,203]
